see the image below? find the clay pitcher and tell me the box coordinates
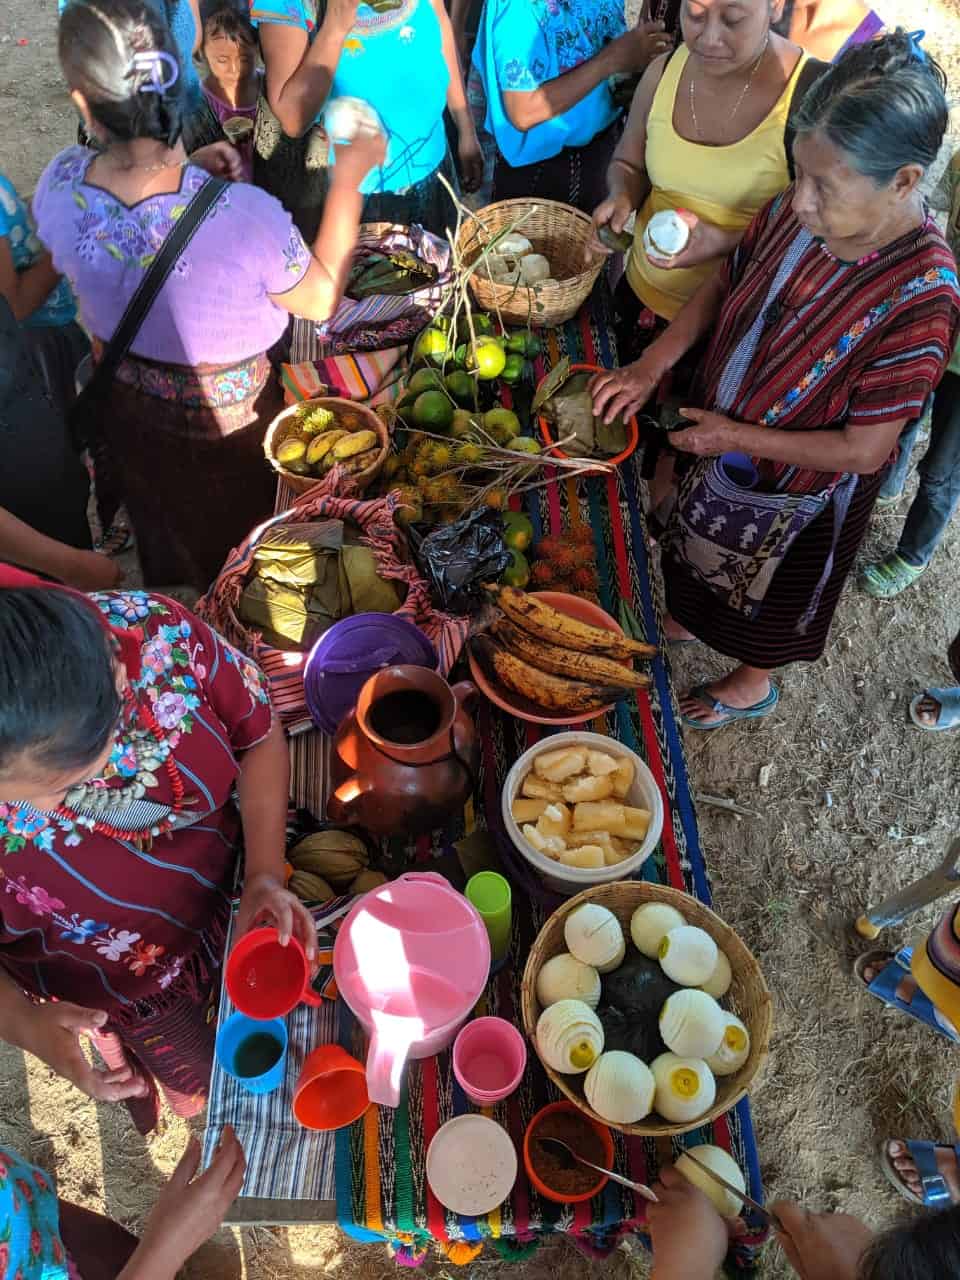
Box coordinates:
[328,665,478,836]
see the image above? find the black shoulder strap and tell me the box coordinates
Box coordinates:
[784,56,830,180]
[85,175,226,392]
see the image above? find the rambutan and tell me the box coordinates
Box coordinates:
[536,536,563,560]
[571,566,599,593]
[569,524,595,547]
[530,562,557,588]
[549,544,579,576]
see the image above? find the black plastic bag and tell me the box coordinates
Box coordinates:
[408,508,512,613]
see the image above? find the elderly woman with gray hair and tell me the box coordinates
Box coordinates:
[592,29,960,730]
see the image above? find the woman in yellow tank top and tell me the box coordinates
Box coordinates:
[589,0,822,361]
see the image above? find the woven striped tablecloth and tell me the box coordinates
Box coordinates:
[205,291,767,1271]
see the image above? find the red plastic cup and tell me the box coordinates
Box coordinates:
[452,1016,526,1106]
[293,1043,370,1131]
[226,927,321,1020]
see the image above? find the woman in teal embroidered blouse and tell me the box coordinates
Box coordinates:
[251,0,482,235]
[472,0,672,210]
[0,1130,243,1279]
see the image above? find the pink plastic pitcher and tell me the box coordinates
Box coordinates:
[333,872,491,1107]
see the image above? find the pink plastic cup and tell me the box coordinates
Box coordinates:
[452,1016,527,1106]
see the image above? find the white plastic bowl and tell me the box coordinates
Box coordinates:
[501,732,664,895]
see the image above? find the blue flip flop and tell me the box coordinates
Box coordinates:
[680,683,779,731]
[855,948,960,1043]
[880,1139,960,1208]
[909,687,960,732]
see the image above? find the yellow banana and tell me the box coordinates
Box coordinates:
[471,636,627,715]
[491,619,650,690]
[490,586,657,660]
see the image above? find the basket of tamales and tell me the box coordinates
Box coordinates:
[265,396,389,495]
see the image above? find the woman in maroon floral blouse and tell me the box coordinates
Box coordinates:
[0,565,313,1133]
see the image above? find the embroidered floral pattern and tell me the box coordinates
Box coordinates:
[52,154,230,272]
[762,266,960,423]
[224,646,271,706]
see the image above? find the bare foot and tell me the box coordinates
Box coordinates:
[679,667,771,726]
[862,962,918,1003]
[914,692,945,727]
[663,613,695,642]
[887,1140,960,1204]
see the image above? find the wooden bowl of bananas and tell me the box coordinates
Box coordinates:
[468,587,657,726]
[264,396,388,495]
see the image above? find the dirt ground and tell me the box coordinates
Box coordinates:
[2,1,960,1276]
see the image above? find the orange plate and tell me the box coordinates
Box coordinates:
[469,591,629,726]
[537,362,640,467]
[523,1100,615,1204]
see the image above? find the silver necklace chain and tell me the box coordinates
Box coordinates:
[689,37,770,141]
[100,153,183,175]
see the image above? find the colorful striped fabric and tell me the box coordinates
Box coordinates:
[281,347,405,407]
[333,295,769,1272]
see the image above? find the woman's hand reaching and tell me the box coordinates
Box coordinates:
[331,128,388,189]
[120,1130,246,1280]
[586,192,635,263]
[669,408,738,457]
[590,350,664,424]
[19,1001,150,1104]
[189,142,245,183]
[235,871,317,961]
[771,1200,873,1280]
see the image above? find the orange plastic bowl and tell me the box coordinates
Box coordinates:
[537,362,640,467]
[468,591,629,726]
[292,1043,370,1131]
[523,1100,614,1204]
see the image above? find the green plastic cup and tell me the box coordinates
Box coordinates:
[466,871,512,963]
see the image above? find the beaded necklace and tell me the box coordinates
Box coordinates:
[56,690,186,850]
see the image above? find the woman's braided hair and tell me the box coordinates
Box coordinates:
[793,28,948,186]
[59,0,185,149]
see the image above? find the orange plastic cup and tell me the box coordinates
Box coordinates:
[293,1044,370,1131]
[523,1100,614,1204]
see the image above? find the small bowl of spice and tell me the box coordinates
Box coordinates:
[523,1100,614,1203]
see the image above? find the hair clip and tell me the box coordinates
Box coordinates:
[131,49,179,93]
[906,29,927,64]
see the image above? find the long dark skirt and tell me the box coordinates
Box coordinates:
[665,466,887,668]
[492,118,620,214]
[100,350,279,592]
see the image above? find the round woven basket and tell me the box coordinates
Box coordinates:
[456,199,603,328]
[520,882,772,1137]
[263,397,388,495]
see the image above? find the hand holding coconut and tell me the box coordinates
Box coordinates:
[586,193,635,264]
[642,210,743,272]
[646,1165,732,1280]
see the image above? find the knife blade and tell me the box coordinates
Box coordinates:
[681,1152,782,1231]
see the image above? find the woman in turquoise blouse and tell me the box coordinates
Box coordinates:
[473,0,672,211]
[252,0,482,235]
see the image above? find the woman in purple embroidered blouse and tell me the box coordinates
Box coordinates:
[35,0,385,593]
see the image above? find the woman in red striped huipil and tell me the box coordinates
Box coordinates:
[592,30,960,729]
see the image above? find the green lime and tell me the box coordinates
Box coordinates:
[472,313,495,336]
[501,353,525,384]
[510,436,541,455]
[484,406,521,439]
[467,341,507,381]
[414,327,449,363]
[444,370,475,405]
[411,389,454,431]
[407,367,445,396]
[503,511,534,552]
[453,343,469,367]
[501,550,530,588]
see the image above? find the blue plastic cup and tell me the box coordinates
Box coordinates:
[216,1012,288,1095]
[719,451,759,489]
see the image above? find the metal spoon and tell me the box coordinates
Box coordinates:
[536,1136,659,1203]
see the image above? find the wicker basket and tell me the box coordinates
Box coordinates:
[263,396,388,496]
[456,199,603,328]
[521,882,772,1137]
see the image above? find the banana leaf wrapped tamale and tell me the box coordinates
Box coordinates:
[534,357,630,458]
[346,248,438,300]
[238,521,403,650]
